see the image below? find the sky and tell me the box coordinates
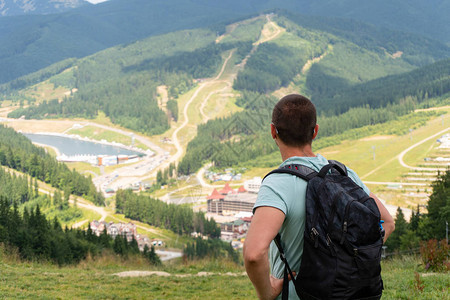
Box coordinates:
[85,0,109,4]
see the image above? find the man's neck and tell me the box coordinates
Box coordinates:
[279,144,316,162]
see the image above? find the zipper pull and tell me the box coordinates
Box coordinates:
[340,221,348,245]
[327,234,337,256]
[311,228,319,248]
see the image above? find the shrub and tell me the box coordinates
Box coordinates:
[420,239,449,272]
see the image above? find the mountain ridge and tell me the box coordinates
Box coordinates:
[0,0,90,16]
[0,0,449,84]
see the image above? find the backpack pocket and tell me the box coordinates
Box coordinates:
[297,235,337,299]
[353,241,382,279]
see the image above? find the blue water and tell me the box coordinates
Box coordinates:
[23,133,143,156]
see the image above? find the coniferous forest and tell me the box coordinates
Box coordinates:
[115,190,221,238]
[0,125,104,206]
[0,198,160,266]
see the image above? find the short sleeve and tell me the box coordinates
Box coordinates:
[253,179,288,215]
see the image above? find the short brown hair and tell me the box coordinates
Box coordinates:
[272,94,317,147]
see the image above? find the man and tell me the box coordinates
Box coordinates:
[243,94,395,300]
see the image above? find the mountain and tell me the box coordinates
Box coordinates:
[0,0,90,16]
[0,0,449,85]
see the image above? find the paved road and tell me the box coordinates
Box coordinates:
[398,127,450,171]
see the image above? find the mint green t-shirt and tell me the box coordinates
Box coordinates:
[253,154,370,300]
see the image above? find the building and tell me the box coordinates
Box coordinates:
[89,220,137,242]
[207,184,257,215]
[220,218,252,241]
[244,177,262,193]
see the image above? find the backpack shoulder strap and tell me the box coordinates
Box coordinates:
[318,160,348,178]
[263,164,318,182]
[327,160,348,175]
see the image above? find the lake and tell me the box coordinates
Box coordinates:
[23,133,143,157]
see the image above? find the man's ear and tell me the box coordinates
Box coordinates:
[312,124,319,140]
[270,123,277,139]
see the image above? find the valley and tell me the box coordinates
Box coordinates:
[1,14,448,225]
[0,5,449,298]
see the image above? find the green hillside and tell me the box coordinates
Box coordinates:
[0,252,447,299]
[4,18,264,135]
[178,14,450,174]
[6,13,450,169]
[0,0,449,84]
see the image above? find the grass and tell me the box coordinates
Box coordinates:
[68,206,102,228]
[3,119,76,133]
[104,212,191,249]
[219,16,266,44]
[20,81,72,104]
[0,251,447,299]
[381,256,449,299]
[67,125,149,151]
[239,106,450,210]
[65,162,101,177]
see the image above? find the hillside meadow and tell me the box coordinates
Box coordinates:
[0,248,448,299]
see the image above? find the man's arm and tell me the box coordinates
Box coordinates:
[370,192,395,242]
[244,206,285,300]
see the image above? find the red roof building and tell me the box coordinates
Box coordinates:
[238,186,247,193]
[207,188,224,200]
[219,183,234,195]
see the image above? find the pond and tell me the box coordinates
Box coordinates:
[23,133,143,157]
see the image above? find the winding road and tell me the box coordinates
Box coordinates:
[397,127,450,171]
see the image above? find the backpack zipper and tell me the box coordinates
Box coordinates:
[340,199,356,244]
[311,227,319,248]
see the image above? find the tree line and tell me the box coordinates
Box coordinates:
[384,170,449,259]
[0,198,160,266]
[115,189,221,238]
[309,58,450,115]
[178,92,422,175]
[233,42,310,93]
[0,125,104,206]
[278,11,450,67]
[184,237,239,264]
[7,40,252,137]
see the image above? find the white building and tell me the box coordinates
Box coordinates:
[244,177,262,193]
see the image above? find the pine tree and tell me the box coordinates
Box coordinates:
[385,207,409,252]
[34,178,39,198]
[426,170,450,239]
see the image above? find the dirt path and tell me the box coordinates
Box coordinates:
[113,270,246,277]
[199,50,235,123]
[301,50,329,74]
[255,15,284,45]
[194,15,287,190]
[168,48,238,167]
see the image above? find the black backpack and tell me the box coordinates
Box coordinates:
[263,160,384,300]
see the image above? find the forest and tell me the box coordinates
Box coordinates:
[309,58,450,115]
[233,42,308,93]
[115,189,221,238]
[384,170,449,267]
[0,198,160,266]
[6,34,251,136]
[0,125,104,206]
[177,88,437,175]
[115,189,242,261]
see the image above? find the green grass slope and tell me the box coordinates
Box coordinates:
[0,0,449,84]
[0,252,447,299]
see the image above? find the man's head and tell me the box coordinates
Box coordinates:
[271,94,317,147]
